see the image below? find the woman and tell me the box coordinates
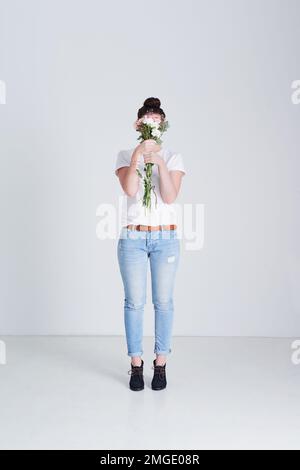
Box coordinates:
[115,97,186,391]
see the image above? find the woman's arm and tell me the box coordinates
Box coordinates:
[116,149,141,197]
[159,165,184,204]
[117,140,161,197]
[143,153,184,204]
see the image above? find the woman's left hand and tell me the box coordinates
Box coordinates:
[143,152,165,168]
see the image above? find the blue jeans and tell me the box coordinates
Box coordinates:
[117,227,180,357]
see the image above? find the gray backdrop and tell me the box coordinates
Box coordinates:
[0,0,299,336]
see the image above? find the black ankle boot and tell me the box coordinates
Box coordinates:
[128,359,144,391]
[151,359,167,390]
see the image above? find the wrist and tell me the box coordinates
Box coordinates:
[133,148,141,159]
[131,150,141,166]
[157,157,166,169]
[129,159,139,171]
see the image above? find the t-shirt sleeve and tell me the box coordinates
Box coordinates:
[167,152,186,175]
[115,150,130,176]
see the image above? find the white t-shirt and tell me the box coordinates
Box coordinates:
[115,146,186,226]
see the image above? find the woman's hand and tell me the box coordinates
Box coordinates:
[138,139,161,155]
[143,152,165,168]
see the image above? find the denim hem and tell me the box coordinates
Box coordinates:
[128,351,143,357]
[154,349,171,355]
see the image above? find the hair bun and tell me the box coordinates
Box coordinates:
[137,97,166,120]
[143,97,161,109]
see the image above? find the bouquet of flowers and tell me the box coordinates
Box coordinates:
[134,116,169,212]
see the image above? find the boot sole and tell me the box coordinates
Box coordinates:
[130,385,144,391]
[151,385,167,391]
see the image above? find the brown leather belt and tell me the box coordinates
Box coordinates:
[126,224,177,231]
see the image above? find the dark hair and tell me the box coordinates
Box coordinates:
[137,97,166,120]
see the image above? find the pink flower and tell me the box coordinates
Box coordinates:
[133,118,143,130]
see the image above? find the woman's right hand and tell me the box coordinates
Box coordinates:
[137,139,160,155]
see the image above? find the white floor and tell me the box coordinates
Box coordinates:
[0,336,299,450]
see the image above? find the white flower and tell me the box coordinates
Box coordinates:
[142,117,160,128]
[151,128,161,137]
[151,121,160,128]
[142,117,153,125]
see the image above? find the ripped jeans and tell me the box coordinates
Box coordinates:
[117,227,180,357]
